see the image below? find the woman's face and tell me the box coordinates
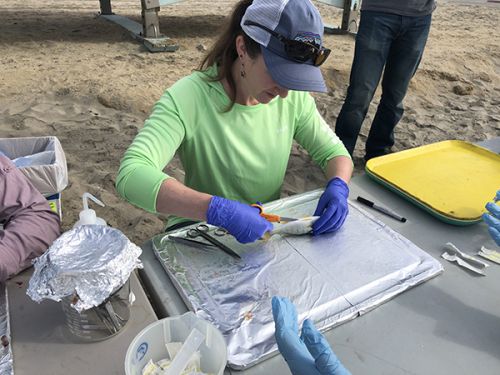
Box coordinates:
[245,53,289,104]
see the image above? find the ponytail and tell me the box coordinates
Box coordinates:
[198,0,261,108]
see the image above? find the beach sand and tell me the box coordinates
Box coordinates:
[1,0,498,244]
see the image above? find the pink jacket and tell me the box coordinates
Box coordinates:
[0,155,61,282]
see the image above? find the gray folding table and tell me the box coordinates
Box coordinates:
[8,271,157,375]
[139,138,500,375]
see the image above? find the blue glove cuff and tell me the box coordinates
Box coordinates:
[326,177,349,199]
[206,195,231,227]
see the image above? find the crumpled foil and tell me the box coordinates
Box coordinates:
[27,225,142,312]
[0,284,13,375]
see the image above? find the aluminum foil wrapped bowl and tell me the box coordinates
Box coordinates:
[27,225,143,341]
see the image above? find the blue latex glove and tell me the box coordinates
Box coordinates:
[312,177,349,235]
[272,296,351,375]
[206,196,273,243]
[482,190,500,246]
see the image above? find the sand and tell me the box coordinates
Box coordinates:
[0,0,498,245]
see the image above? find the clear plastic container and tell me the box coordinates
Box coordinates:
[61,279,131,341]
[125,311,227,375]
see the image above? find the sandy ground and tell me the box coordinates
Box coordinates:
[0,0,499,245]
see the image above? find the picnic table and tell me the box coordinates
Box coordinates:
[97,0,359,51]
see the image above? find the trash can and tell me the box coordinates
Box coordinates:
[0,136,68,218]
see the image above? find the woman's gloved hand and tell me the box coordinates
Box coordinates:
[272,296,351,375]
[312,177,349,235]
[206,196,273,243]
[482,190,500,246]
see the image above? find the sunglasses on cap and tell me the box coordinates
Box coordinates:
[244,20,331,67]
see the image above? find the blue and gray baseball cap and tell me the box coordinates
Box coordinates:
[241,0,328,93]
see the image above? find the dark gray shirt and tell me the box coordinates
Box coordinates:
[361,0,436,16]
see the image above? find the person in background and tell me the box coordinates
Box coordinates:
[272,296,351,375]
[116,0,353,243]
[483,190,500,246]
[0,154,61,282]
[335,0,435,161]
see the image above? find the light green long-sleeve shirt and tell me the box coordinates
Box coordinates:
[116,66,350,226]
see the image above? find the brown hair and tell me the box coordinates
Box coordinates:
[198,0,261,107]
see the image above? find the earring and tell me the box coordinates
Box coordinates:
[240,63,246,78]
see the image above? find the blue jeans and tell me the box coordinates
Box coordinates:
[335,11,432,159]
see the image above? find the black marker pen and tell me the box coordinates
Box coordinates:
[356,196,407,223]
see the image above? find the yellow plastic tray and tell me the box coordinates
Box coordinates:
[365,140,500,225]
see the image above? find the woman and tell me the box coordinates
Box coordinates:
[116,0,353,243]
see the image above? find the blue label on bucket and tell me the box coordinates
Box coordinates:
[136,342,148,362]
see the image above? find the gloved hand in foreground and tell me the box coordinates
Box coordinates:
[312,177,349,235]
[272,296,351,375]
[206,196,273,243]
[482,190,500,246]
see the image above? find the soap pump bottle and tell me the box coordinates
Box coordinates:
[73,192,107,227]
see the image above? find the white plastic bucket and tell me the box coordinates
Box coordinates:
[125,311,227,375]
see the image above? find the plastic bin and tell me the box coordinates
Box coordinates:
[0,136,68,196]
[125,312,227,375]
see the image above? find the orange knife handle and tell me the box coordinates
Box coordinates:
[260,212,281,222]
[251,204,280,222]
